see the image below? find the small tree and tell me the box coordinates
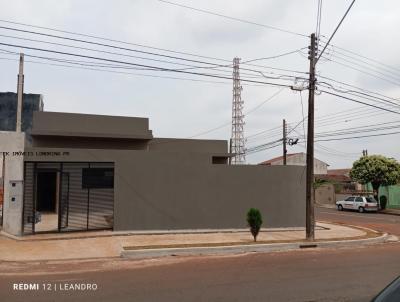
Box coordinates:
[350,155,400,204]
[246,208,263,242]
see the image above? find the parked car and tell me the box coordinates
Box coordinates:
[336,196,378,213]
[371,275,400,301]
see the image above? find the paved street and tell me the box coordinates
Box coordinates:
[317,207,400,236]
[1,208,400,302]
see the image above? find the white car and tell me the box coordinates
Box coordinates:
[336,196,378,213]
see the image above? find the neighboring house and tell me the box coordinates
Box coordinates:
[367,183,400,209]
[314,169,354,205]
[0,92,44,141]
[259,152,328,175]
[317,169,360,192]
[1,111,306,236]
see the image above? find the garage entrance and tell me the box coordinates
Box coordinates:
[23,162,114,235]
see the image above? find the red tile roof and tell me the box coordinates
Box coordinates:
[316,174,352,183]
[327,169,351,176]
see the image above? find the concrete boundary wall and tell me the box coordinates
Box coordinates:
[24,148,306,232]
[1,131,25,236]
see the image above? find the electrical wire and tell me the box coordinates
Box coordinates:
[156,0,308,38]
[321,55,400,87]
[188,87,286,138]
[241,48,307,64]
[317,74,399,103]
[320,90,400,115]
[0,41,296,88]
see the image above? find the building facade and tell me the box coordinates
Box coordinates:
[1,111,306,236]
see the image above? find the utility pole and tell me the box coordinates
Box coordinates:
[16,53,24,132]
[306,33,317,241]
[283,119,287,165]
[304,0,355,241]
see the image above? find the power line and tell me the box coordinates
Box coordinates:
[321,55,400,87]
[317,75,399,103]
[0,55,252,86]
[318,82,400,109]
[322,39,400,75]
[241,48,307,64]
[246,97,396,143]
[0,32,280,79]
[316,0,355,63]
[0,41,296,88]
[0,27,308,81]
[328,46,400,78]
[0,21,309,76]
[318,81,400,107]
[314,130,400,142]
[189,87,286,139]
[156,0,308,38]
[320,90,400,115]
[295,121,400,139]
[0,18,233,64]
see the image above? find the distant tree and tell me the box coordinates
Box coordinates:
[246,208,263,242]
[350,155,400,203]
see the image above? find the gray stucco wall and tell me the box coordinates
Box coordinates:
[149,138,228,154]
[114,154,305,230]
[24,148,306,231]
[32,111,152,139]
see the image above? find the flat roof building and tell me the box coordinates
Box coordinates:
[1,111,306,236]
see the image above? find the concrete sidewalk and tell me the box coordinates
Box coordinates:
[0,222,386,262]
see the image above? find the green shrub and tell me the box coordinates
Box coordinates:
[380,195,388,210]
[246,208,263,242]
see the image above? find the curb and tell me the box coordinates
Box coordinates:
[121,232,391,259]
[380,210,400,217]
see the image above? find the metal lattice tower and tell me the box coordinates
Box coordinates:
[231,57,246,164]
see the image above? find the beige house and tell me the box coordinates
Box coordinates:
[259,152,329,175]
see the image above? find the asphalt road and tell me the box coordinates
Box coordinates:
[1,208,400,302]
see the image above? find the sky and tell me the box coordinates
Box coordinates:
[0,0,399,168]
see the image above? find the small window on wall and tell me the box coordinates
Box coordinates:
[82,168,114,189]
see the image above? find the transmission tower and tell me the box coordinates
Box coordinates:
[231,57,246,164]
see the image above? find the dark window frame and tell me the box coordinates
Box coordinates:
[82,167,114,189]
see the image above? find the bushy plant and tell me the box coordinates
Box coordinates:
[246,208,263,242]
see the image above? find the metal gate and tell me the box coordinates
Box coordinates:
[23,162,114,234]
[58,172,69,230]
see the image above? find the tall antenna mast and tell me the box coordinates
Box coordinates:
[231,57,246,164]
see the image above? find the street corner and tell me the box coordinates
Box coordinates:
[119,222,389,260]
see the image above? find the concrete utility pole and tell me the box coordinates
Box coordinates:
[283,119,287,165]
[16,53,24,132]
[306,33,317,241]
